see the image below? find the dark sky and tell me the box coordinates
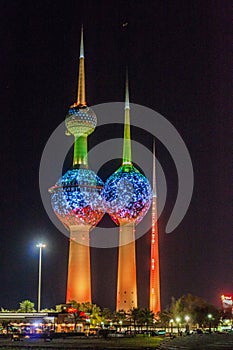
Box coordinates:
[0,0,232,311]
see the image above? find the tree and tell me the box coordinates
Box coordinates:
[18,300,36,313]
[158,309,173,328]
[138,308,154,330]
[164,294,221,329]
[129,307,141,331]
[113,309,127,324]
[79,302,102,327]
[67,301,103,329]
[67,300,86,331]
[101,308,113,324]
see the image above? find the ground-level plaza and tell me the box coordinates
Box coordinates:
[0,333,232,349]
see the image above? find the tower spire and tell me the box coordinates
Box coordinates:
[153,139,157,197]
[123,70,132,165]
[76,26,86,106]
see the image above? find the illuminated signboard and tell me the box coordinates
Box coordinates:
[221,295,233,309]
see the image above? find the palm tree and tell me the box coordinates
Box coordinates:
[129,307,141,333]
[112,309,128,331]
[18,300,36,313]
[138,308,154,331]
[78,302,102,328]
[89,304,102,328]
[67,300,86,331]
[101,308,113,325]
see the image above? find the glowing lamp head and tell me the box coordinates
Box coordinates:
[65,105,97,137]
[103,164,152,225]
[49,169,105,229]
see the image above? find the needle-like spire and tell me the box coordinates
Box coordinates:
[123,69,132,165]
[76,26,86,106]
[153,139,157,197]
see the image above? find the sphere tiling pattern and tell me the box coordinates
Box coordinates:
[65,105,97,136]
[103,165,152,225]
[50,169,105,229]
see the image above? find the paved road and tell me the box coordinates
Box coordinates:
[159,333,233,350]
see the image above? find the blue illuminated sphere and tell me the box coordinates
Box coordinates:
[50,169,105,229]
[103,165,152,225]
[65,105,97,136]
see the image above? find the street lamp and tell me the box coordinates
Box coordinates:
[207,314,212,333]
[184,315,190,334]
[176,317,181,335]
[169,319,174,335]
[36,243,46,312]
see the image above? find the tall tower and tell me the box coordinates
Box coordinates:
[149,141,161,315]
[103,75,152,311]
[49,29,105,303]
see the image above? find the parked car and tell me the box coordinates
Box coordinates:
[151,329,166,336]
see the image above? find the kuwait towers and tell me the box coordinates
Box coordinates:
[103,75,152,311]
[149,141,161,314]
[48,29,158,311]
[49,29,105,303]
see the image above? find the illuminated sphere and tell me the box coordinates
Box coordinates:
[103,165,152,225]
[50,169,105,229]
[65,105,97,136]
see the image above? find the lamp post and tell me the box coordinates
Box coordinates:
[184,315,190,334]
[207,314,212,333]
[176,317,181,335]
[36,243,46,312]
[169,319,174,335]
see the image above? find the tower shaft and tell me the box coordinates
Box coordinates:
[116,222,137,311]
[73,135,88,167]
[66,225,91,303]
[149,144,161,314]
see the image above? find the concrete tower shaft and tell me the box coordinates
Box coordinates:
[116,221,137,310]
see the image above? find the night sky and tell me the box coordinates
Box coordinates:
[0,1,232,311]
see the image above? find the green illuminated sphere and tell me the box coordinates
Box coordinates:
[65,105,97,136]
